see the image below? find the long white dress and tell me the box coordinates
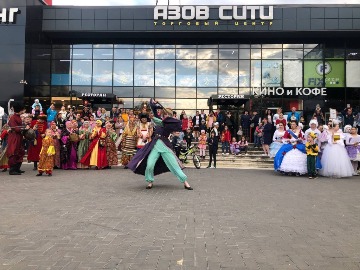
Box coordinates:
[319,132,354,178]
[269,130,285,158]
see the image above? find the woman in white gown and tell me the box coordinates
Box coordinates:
[269,123,286,158]
[319,124,354,178]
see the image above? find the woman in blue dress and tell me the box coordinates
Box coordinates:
[269,123,286,158]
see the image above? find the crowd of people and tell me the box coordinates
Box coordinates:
[0,99,359,181]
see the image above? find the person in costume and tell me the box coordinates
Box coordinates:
[60,121,78,170]
[136,113,152,150]
[105,121,118,168]
[37,129,56,176]
[319,123,354,178]
[77,121,91,169]
[127,99,193,190]
[345,127,360,176]
[121,114,137,166]
[49,121,61,169]
[27,113,47,170]
[269,123,286,158]
[274,120,313,176]
[80,120,108,170]
[306,132,320,179]
[6,103,27,175]
[0,124,10,172]
[198,130,208,159]
[304,119,321,139]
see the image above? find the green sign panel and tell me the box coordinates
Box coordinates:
[304,60,344,88]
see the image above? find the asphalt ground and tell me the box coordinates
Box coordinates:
[0,165,360,270]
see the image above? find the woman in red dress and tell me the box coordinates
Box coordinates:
[27,114,47,170]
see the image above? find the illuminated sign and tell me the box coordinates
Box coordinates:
[154,6,273,21]
[251,87,328,96]
[0,8,20,23]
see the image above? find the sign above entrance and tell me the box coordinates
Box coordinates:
[77,93,116,99]
[0,8,20,24]
[251,87,328,96]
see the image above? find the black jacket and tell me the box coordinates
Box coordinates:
[207,136,219,152]
[241,114,251,128]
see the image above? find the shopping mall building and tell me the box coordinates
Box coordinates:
[1,0,360,120]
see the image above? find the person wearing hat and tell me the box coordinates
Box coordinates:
[49,121,61,169]
[77,121,91,169]
[305,132,320,179]
[27,113,47,170]
[120,114,138,166]
[305,119,321,138]
[6,102,27,175]
[128,99,193,190]
[137,113,152,150]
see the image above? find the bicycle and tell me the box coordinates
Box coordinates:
[178,143,201,169]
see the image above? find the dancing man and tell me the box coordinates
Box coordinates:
[128,99,193,190]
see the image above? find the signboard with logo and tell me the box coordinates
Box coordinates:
[304,60,345,88]
[40,0,52,5]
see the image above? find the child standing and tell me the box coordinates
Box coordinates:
[183,128,194,149]
[37,129,56,177]
[254,122,263,148]
[305,132,319,179]
[221,125,231,155]
[230,137,240,155]
[198,130,207,160]
[207,131,218,169]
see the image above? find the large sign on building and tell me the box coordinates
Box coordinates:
[40,0,52,5]
[0,8,20,23]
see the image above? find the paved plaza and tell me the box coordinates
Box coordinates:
[0,166,360,270]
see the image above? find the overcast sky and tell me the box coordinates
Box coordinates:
[52,0,360,6]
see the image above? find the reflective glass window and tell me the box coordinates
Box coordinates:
[251,49,261,59]
[239,60,250,87]
[73,44,92,48]
[239,44,251,48]
[283,60,302,87]
[51,60,71,85]
[283,49,303,59]
[324,48,345,59]
[115,44,134,48]
[155,60,175,86]
[155,87,175,98]
[262,60,282,87]
[72,60,92,85]
[155,45,175,48]
[176,49,196,59]
[51,86,70,97]
[176,99,196,109]
[93,86,112,94]
[197,88,217,99]
[219,60,238,87]
[197,49,218,59]
[134,60,154,86]
[114,49,134,59]
[32,49,51,60]
[197,99,208,110]
[346,49,360,60]
[262,49,282,59]
[26,86,50,97]
[30,60,51,85]
[176,60,196,87]
[114,60,133,86]
[93,44,113,49]
[93,60,113,86]
[135,45,154,48]
[134,87,154,98]
[197,60,218,87]
[176,45,196,48]
[120,98,134,108]
[72,49,92,59]
[176,88,196,98]
[113,87,133,97]
[346,61,360,87]
[251,60,261,87]
[198,45,218,48]
[52,49,71,60]
[239,49,250,59]
[251,44,261,48]
[262,44,282,48]
[155,49,175,59]
[283,44,303,48]
[219,49,239,59]
[218,88,238,95]
[219,44,238,48]
[239,88,251,95]
[93,49,113,59]
[135,49,154,59]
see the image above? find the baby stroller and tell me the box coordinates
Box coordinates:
[178,142,201,169]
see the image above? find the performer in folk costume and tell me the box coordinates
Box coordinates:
[49,121,61,169]
[274,120,320,175]
[121,114,137,166]
[128,99,193,190]
[136,113,153,150]
[345,127,360,175]
[37,129,56,176]
[6,103,26,175]
[60,121,78,170]
[105,121,118,168]
[80,120,108,170]
[305,132,320,179]
[27,113,47,170]
[0,124,10,172]
[269,123,286,158]
[319,123,354,178]
[77,121,91,169]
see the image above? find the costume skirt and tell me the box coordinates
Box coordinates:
[320,144,354,178]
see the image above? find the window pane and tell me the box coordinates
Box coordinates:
[93,86,112,94]
[197,88,217,98]
[251,60,261,87]
[283,49,303,59]
[262,60,282,87]
[52,49,71,59]
[347,61,360,87]
[176,99,196,109]
[93,44,113,49]
[176,60,196,87]
[51,60,71,86]
[155,60,175,86]
[155,87,175,98]
[197,99,208,110]
[262,44,282,48]
[197,60,218,87]
[93,60,113,86]
[239,88,251,95]
[219,60,238,87]
[72,60,92,85]
[113,87,133,97]
[283,60,302,87]
[219,49,238,59]
[135,49,154,59]
[251,49,261,59]
[218,88,238,95]
[346,48,360,60]
[119,97,133,108]
[114,60,133,86]
[239,49,250,59]
[114,49,134,59]
[155,49,175,59]
[239,60,250,87]
[72,49,92,59]
[115,44,134,49]
[176,88,196,98]
[51,86,70,97]
[30,60,50,85]
[134,60,154,86]
[176,49,196,59]
[262,49,282,59]
[93,49,113,59]
[283,44,303,48]
[134,87,154,98]
[197,49,218,59]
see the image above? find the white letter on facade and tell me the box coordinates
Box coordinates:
[154,6,167,20]
[219,6,232,20]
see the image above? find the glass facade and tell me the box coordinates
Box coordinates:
[25,43,360,114]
